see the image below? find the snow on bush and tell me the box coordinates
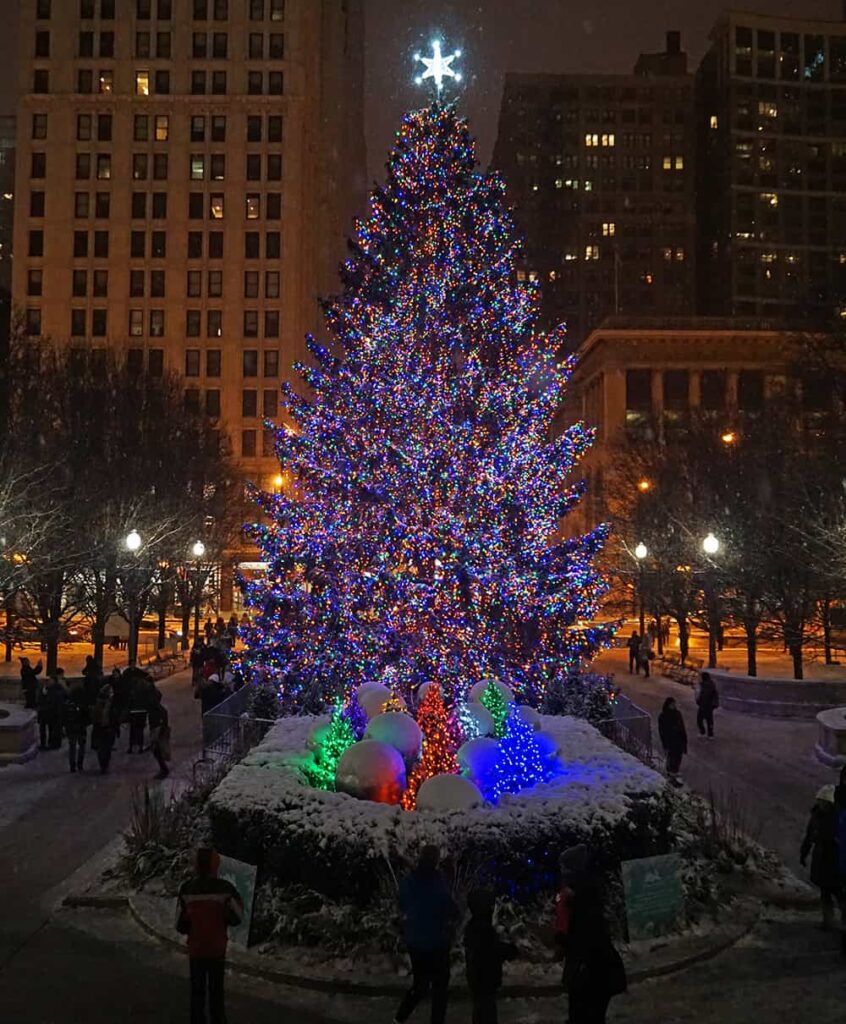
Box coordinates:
[208,713,669,902]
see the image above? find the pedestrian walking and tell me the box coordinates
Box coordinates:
[801,784,845,931]
[90,683,115,773]
[148,688,172,779]
[464,889,517,1024]
[38,671,67,750]
[661,617,671,645]
[81,654,102,706]
[393,845,457,1024]
[127,671,151,753]
[190,640,205,685]
[62,678,89,772]
[695,671,720,738]
[19,656,42,709]
[637,632,653,678]
[625,631,640,674]
[558,845,626,1024]
[176,847,243,1024]
[658,697,687,786]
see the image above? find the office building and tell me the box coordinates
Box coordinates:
[12,0,365,489]
[697,10,846,321]
[491,32,696,349]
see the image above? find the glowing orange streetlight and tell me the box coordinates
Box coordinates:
[637,478,651,493]
[720,430,737,445]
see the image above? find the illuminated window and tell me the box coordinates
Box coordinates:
[601,133,615,147]
[709,114,718,129]
[554,178,563,189]
[209,194,224,219]
[154,115,169,140]
[761,192,779,207]
[602,221,615,237]
[585,133,599,147]
[662,156,672,170]
[190,154,205,180]
[585,245,600,261]
[246,194,260,219]
[135,69,149,95]
[675,248,685,261]
[563,251,577,262]
[98,70,113,94]
[758,100,778,118]
[674,156,684,170]
[527,270,539,282]
[662,247,673,261]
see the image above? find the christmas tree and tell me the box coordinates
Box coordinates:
[241,99,611,709]
[402,683,460,810]
[304,701,356,791]
[480,680,508,738]
[485,704,556,802]
[341,690,367,740]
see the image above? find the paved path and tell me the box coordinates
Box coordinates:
[593,648,834,873]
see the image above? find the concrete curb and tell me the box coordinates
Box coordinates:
[119,892,759,999]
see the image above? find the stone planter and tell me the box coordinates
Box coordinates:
[708,670,846,720]
[0,703,38,765]
[815,707,846,767]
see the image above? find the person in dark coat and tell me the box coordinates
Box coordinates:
[127,670,151,753]
[62,678,89,772]
[637,632,652,678]
[558,845,626,1024]
[198,673,227,715]
[801,784,844,930]
[463,889,517,1024]
[81,655,102,706]
[38,671,67,750]
[658,697,687,786]
[90,682,115,773]
[147,687,171,779]
[394,845,457,1024]
[20,656,42,709]
[625,632,640,674]
[695,671,720,738]
[190,640,205,685]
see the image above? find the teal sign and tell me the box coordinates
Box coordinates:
[218,854,258,948]
[621,853,683,940]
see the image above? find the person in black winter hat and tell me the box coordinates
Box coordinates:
[463,889,517,1024]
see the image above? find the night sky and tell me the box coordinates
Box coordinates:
[0,0,842,175]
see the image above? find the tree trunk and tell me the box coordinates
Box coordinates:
[181,603,191,651]
[157,603,166,650]
[4,601,13,662]
[677,617,689,662]
[823,597,833,665]
[790,644,804,680]
[744,625,757,677]
[92,568,115,669]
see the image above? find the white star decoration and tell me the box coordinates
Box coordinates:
[413,39,462,96]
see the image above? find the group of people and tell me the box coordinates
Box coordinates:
[20,654,172,777]
[202,612,245,652]
[625,630,654,677]
[656,673,720,786]
[175,842,625,1024]
[189,639,244,715]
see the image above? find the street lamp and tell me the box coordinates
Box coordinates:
[701,533,721,667]
[720,430,737,446]
[191,540,206,644]
[636,478,651,493]
[124,530,142,665]
[634,542,648,635]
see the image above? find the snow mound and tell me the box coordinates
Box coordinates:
[335,739,406,805]
[416,773,483,812]
[364,712,422,764]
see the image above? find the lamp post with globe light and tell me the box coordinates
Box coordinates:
[191,540,206,644]
[701,533,721,669]
[634,542,648,636]
[123,530,142,665]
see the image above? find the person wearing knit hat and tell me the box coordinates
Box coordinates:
[801,783,845,932]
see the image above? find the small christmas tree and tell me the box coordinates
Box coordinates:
[305,702,356,791]
[341,690,367,740]
[383,690,405,714]
[402,683,459,810]
[485,704,555,802]
[480,681,508,739]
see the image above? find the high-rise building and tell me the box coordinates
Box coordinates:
[12,0,365,486]
[0,115,15,432]
[697,11,846,321]
[491,32,695,350]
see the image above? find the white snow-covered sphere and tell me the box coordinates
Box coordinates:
[364,711,422,764]
[305,722,331,752]
[335,740,407,804]
[416,681,435,705]
[514,705,541,731]
[416,773,484,812]
[461,702,495,738]
[457,737,500,785]
[356,682,392,719]
[468,679,514,705]
[534,731,559,761]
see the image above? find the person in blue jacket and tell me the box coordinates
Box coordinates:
[393,845,457,1024]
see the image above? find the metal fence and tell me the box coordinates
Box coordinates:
[596,692,653,764]
[200,685,275,762]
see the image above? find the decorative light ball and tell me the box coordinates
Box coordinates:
[457,737,500,785]
[305,722,331,752]
[468,679,514,704]
[364,711,422,764]
[416,773,484,812]
[356,682,392,719]
[462,702,495,738]
[514,705,542,731]
[335,740,407,804]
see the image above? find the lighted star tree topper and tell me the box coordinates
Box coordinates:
[413,39,462,97]
[240,93,613,711]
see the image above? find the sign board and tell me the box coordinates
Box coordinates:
[621,853,683,940]
[218,854,258,948]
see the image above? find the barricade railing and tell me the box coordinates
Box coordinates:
[200,685,274,763]
[596,693,653,764]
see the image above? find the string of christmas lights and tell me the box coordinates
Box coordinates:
[401,683,460,810]
[239,102,613,710]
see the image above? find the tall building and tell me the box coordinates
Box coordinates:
[491,32,696,350]
[697,10,846,321]
[12,0,365,487]
[0,115,15,433]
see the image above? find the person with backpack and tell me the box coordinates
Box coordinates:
[695,671,720,738]
[557,844,626,1024]
[658,697,688,787]
[463,889,517,1024]
[801,784,845,932]
[62,678,89,773]
[393,845,458,1024]
[176,847,243,1024]
[625,632,640,674]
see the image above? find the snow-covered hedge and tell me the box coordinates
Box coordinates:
[207,714,669,902]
